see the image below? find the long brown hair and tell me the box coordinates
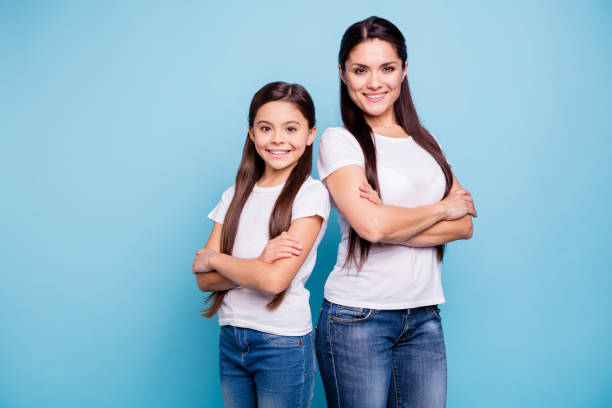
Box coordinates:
[339,16,452,269]
[202,81,316,317]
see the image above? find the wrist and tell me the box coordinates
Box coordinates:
[209,252,222,271]
[435,201,448,221]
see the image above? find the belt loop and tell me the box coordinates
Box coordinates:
[329,302,336,319]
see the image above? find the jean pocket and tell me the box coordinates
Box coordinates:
[262,332,304,347]
[330,304,373,324]
[426,305,442,320]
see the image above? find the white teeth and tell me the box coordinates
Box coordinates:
[270,150,289,155]
[366,94,384,100]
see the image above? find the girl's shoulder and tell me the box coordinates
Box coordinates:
[208,184,236,223]
[297,176,328,197]
[291,176,331,221]
[296,177,330,206]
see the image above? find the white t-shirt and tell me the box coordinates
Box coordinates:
[317,126,447,310]
[208,176,330,336]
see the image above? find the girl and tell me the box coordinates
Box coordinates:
[315,17,477,408]
[192,82,329,408]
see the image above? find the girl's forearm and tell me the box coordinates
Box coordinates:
[195,271,237,292]
[209,253,285,295]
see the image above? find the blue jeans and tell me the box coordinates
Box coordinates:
[219,325,315,408]
[315,299,447,408]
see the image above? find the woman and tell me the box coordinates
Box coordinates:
[314,17,476,408]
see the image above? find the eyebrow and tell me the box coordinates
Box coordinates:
[350,61,400,68]
[255,120,301,126]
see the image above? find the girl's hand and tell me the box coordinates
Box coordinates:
[193,248,218,274]
[258,231,303,263]
[440,189,477,220]
[359,181,382,205]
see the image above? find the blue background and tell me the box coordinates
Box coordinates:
[2,1,611,407]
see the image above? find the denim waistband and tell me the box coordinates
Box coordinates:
[322,298,438,312]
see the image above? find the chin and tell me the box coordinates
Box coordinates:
[268,160,294,171]
[363,105,389,117]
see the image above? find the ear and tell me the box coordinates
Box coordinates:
[338,64,346,84]
[248,127,255,142]
[402,61,408,80]
[306,126,317,146]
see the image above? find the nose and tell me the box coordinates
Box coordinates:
[271,130,284,144]
[367,71,382,90]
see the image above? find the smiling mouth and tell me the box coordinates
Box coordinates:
[364,93,386,102]
[266,149,292,157]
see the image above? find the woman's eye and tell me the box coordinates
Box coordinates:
[353,68,366,74]
[383,66,395,72]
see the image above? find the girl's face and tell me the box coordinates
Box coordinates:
[249,101,316,177]
[340,39,407,121]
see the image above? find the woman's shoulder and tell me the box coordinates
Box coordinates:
[321,125,355,140]
[219,184,236,203]
[317,126,366,178]
[319,126,360,151]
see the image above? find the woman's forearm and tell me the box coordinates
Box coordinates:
[396,215,473,247]
[346,170,475,246]
[195,271,237,292]
[368,202,448,244]
[325,166,449,244]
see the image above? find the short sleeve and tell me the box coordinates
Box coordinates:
[317,127,365,180]
[430,133,451,167]
[207,185,235,224]
[291,180,330,222]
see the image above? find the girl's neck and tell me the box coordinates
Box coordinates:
[256,164,297,188]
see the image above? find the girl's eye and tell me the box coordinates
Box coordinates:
[260,126,271,132]
[287,127,297,132]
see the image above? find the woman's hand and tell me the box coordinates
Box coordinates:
[440,189,477,220]
[192,248,218,274]
[358,181,382,205]
[258,231,303,263]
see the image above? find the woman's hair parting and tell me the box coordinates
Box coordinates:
[202,81,316,317]
[338,16,452,269]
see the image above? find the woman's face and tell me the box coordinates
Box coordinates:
[340,39,407,121]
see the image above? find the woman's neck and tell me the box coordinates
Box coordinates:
[364,108,397,130]
[364,110,409,138]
